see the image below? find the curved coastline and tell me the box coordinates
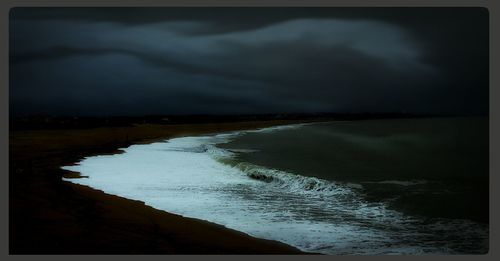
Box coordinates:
[10,120,309,254]
[59,118,489,255]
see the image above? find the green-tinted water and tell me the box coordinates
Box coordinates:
[218,117,489,222]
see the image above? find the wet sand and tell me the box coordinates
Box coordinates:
[9,121,307,254]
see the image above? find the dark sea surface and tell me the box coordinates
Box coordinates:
[218,117,489,223]
[64,117,489,254]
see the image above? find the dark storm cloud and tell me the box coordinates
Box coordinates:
[9,8,488,116]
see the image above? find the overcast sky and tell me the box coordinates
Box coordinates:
[9,8,488,117]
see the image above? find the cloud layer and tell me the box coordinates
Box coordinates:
[9,8,488,116]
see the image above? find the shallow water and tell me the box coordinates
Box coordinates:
[62,119,488,254]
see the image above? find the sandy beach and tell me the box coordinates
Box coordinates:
[8,6,490,255]
[9,121,307,254]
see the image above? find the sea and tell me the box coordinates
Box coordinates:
[62,117,489,255]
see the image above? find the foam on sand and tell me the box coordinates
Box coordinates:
[62,125,488,254]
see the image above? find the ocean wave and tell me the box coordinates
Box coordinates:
[223,161,358,197]
[203,126,361,197]
[247,123,311,134]
[227,148,260,153]
[62,123,489,255]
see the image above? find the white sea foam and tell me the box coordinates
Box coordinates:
[247,123,311,133]
[62,124,488,255]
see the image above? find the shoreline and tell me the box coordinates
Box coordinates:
[10,120,311,254]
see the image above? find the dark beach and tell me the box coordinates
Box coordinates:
[8,7,490,255]
[9,120,309,254]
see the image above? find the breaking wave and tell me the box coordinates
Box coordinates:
[62,123,489,255]
[229,162,356,196]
